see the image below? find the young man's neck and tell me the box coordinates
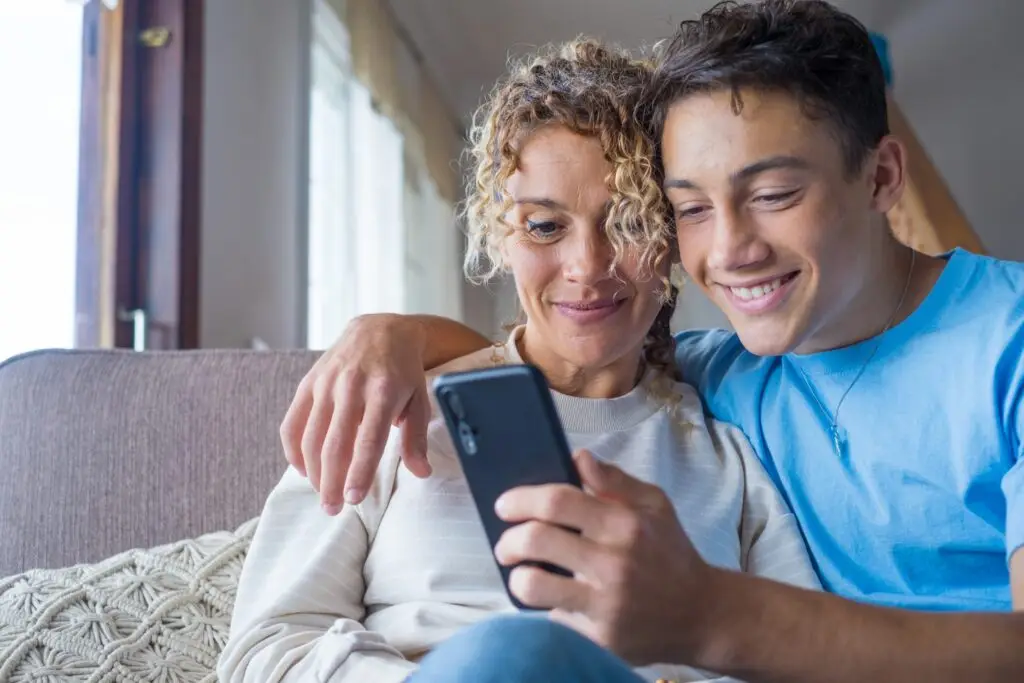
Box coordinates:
[796,239,945,355]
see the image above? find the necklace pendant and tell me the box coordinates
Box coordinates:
[830,424,843,455]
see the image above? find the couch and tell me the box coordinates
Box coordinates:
[0,347,320,681]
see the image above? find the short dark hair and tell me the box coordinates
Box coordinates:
[645,0,889,174]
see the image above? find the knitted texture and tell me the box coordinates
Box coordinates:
[0,518,258,682]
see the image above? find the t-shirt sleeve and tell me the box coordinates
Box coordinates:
[673,328,733,391]
[673,328,750,427]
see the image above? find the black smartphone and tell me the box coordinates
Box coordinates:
[432,363,582,609]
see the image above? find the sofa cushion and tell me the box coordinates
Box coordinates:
[0,348,321,575]
[0,518,257,682]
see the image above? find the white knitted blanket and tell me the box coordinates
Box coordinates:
[0,518,257,682]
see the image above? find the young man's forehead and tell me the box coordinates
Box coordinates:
[658,89,846,178]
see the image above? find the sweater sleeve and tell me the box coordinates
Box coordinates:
[716,422,822,591]
[217,446,415,683]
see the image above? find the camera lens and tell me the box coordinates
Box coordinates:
[458,421,477,456]
[446,390,465,419]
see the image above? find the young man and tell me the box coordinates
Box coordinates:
[278,1,1024,680]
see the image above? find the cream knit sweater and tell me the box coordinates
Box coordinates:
[218,328,820,683]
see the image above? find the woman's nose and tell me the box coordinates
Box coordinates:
[562,228,613,284]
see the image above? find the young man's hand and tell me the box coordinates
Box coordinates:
[281,313,434,513]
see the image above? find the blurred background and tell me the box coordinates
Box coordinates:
[1,0,1021,362]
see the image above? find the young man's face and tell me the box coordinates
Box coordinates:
[661,88,902,356]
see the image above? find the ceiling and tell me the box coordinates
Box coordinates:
[386,0,927,124]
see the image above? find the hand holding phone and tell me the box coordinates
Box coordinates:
[432,364,581,609]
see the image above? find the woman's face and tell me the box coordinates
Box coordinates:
[502,125,666,377]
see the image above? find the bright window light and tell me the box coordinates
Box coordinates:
[0,3,83,362]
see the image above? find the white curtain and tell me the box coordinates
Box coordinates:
[307,1,405,348]
[306,0,462,349]
[307,8,355,349]
[349,81,405,318]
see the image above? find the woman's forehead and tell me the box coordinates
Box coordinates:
[506,128,611,207]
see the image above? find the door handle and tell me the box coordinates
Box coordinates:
[117,307,148,351]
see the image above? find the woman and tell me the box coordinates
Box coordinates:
[218,39,818,683]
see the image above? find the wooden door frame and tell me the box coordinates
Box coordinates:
[76,0,203,350]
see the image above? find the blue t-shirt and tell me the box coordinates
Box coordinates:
[676,248,1024,611]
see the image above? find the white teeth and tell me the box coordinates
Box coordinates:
[731,278,783,301]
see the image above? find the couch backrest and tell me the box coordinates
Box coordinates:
[0,348,321,575]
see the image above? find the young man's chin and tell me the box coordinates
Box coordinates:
[713,284,807,357]
[728,317,802,358]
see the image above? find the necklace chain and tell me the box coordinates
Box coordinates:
[795,249,917,454]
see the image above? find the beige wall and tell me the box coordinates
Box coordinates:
[200,0,309,348]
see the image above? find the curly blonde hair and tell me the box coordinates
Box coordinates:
[461,37,681,384]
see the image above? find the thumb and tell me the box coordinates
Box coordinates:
[398,382,432,478]
[574,449,658,507]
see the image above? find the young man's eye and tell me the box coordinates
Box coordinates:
[755,190,799,205]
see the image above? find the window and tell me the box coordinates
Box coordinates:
[0,3,83,362]
[307,0,405,349]
[307,0,466,349]
[403,138,463,321]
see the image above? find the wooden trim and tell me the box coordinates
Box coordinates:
[886,95,986,255]
[77,0,203,350]
[178,1,203,349]
[75,1,101,348]
[75,1,125,348]
[131,0,203,349]
[113,0,143,349]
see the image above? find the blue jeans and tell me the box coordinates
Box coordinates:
[407,614,645,683]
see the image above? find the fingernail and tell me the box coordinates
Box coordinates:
[344,488,364,505]
[322,502,342,516]
[494,495,507,518]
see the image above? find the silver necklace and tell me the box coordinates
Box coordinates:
[794,249,916,455]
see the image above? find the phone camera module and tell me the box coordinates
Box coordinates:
[445,390,465,419]
[457,421,477,456]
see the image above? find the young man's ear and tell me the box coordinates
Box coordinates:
[869,135,907,213]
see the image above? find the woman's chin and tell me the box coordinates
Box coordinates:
[549,341,634,375]
[523,321,643,375]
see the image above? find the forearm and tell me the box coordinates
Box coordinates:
[697,569,1024,683]
[405,314,490,370]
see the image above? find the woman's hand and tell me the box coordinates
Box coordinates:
[281,314,434,513]
[492,449,717,667]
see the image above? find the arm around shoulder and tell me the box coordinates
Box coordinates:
[217,460,415,683]
[399,314,490,371]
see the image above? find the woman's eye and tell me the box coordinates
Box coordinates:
[675,206,708,222]
[526,220,560,238]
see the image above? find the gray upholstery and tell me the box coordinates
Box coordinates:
[0,348,321,575]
